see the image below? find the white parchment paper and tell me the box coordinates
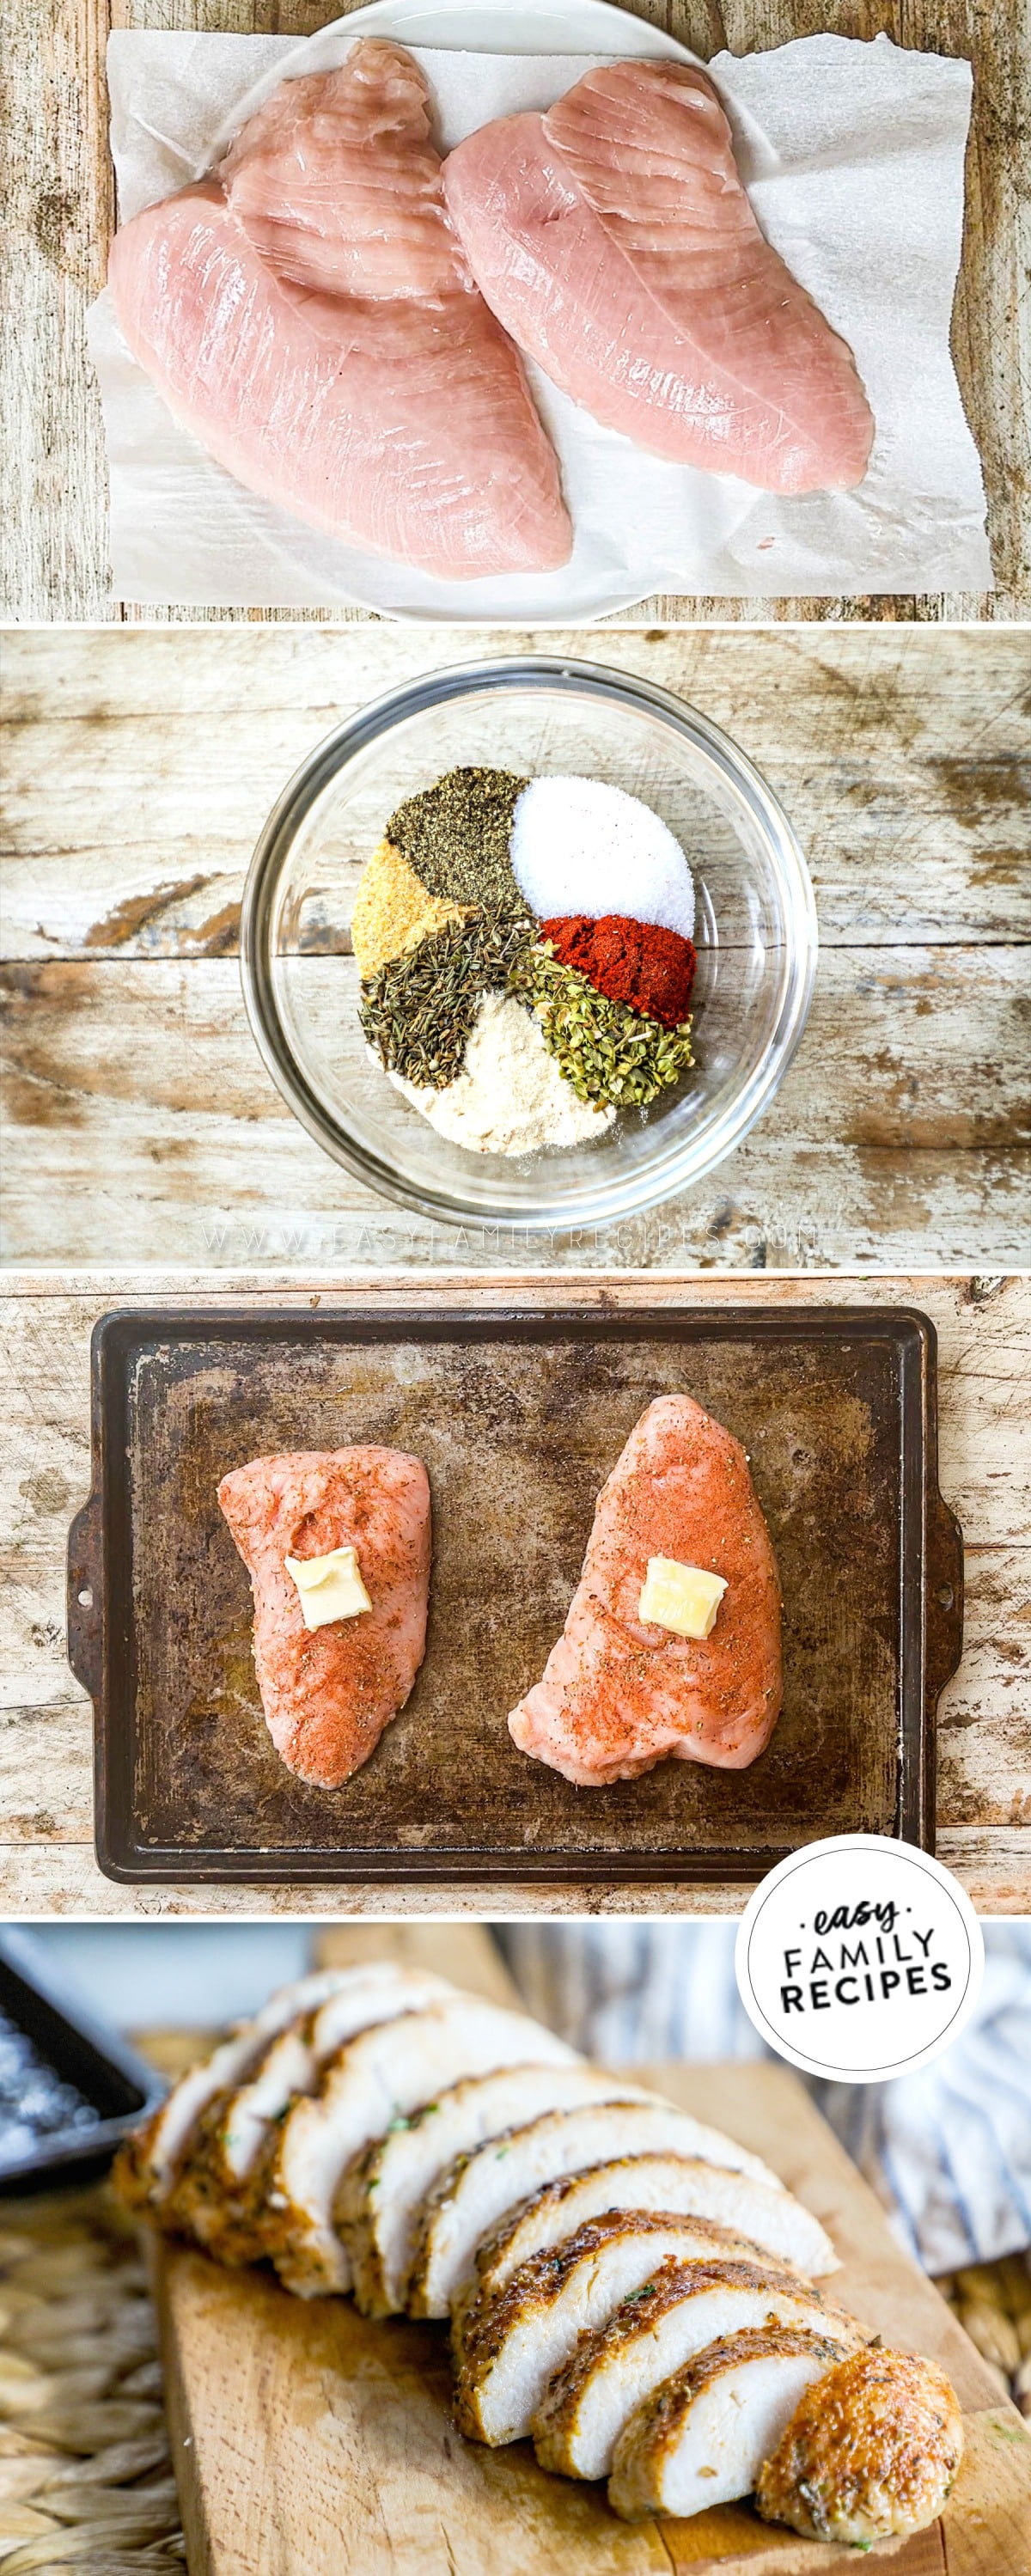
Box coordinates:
[88,25,991,615]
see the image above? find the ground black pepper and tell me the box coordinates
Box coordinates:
[387,766,528,910]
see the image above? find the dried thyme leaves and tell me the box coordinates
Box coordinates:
[508,943,694,1107]
[359,906,535,1090]
[387,766,528,911]
[361,914,692,1109]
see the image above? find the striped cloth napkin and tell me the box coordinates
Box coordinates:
[498,1922,1031,2274]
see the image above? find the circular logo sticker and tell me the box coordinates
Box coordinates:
[735,1836,985,2083]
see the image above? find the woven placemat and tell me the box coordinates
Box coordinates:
[936,2249,1031,2419]
[0,2180,184,2573]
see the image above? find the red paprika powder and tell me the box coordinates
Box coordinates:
[540,913,696,1029]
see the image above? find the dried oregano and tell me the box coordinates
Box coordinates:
[359,906,535,1090]
[508,943,693,1108]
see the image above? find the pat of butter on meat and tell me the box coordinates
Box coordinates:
[639,1557,727,1640]
[284,1547,372,1631]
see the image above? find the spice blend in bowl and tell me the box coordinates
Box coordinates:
[240,653,819,1229]
[351,766,699,1157]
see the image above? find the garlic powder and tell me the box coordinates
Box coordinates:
[387,990,615,1157]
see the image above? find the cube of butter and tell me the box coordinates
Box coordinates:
[284,1547,372,1631]
[638,1557,727,1640]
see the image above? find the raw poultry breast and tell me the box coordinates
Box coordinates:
[509,1395,782,1785]
[107,40,571,579]
[217,1446,431,1787]
[444,59,874,492]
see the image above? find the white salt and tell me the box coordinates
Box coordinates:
[385,991,615,1158]
[509,776,695,940]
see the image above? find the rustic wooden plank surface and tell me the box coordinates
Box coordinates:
[3,624,1029,1273]
[154,2042,1030,2575]
[1,1269,1028,1918]
[2,0,1027,623]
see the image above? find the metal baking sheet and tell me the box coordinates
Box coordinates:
[67,1304,963,1884]
[0,1931,161,2191]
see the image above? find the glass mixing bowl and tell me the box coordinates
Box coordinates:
[240,656,818,1230]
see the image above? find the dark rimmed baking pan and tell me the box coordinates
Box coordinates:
[67,1303,962,1887]
[0,1931,162,2193]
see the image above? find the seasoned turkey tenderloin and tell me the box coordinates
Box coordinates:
[756,2346,964,2544]
[218,1446,431,1786]
[454,2216,796,2445]
[412,2094,784,2322]
[114,1969,365,2214]
[533,2256,863,2481]
[509,1396,782,1785]
[167,1967,455,2263]
[337,2060,640,2317]
[472,2152,837,2306]
[259,1997,578,2297]
[607,2325,853,2519]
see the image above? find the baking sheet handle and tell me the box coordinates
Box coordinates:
[925,1492,964,1711]
[67,1494,104,1700]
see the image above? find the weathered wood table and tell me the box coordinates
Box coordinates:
[3,623,1028,1272]
[1,1269,1028,1918]
[3,0,1028,623]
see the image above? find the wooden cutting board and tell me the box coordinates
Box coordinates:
[151,1930,1031,2576]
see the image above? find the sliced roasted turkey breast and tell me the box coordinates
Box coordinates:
[168,1966,456,2262]
[755,2346,964,2545]
[410,2096,784,2321]
[473,2153,838,2303]
[453,2214,791,2446]
[338,2060,647,2318]
[260,1997,579,2297]
[113,1968,373,2213]
[532,2256,864,2481]
[607,2327,853,2520]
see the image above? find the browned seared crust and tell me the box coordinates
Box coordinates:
[454,2215,777,2385]
[163,2015,320,2262]
[407,2106,645,2313]
[470,2152,809,2292]
[755,2346,964,2543]
[332,2086,472,2308]
[160,2091,242,2243]
[614,2325,851,2470]
[112,2121,159,2213]
[536,2258,858,2440]
[167,2108,279,2266]
[472,2166,593,2281]
[245,2115,306,2270]
[113,2078,227,2225]
[331,2126,396,2310]
[112,2093,253,2259]
[409,2118,538,2258]
[406,2136,485,2292]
